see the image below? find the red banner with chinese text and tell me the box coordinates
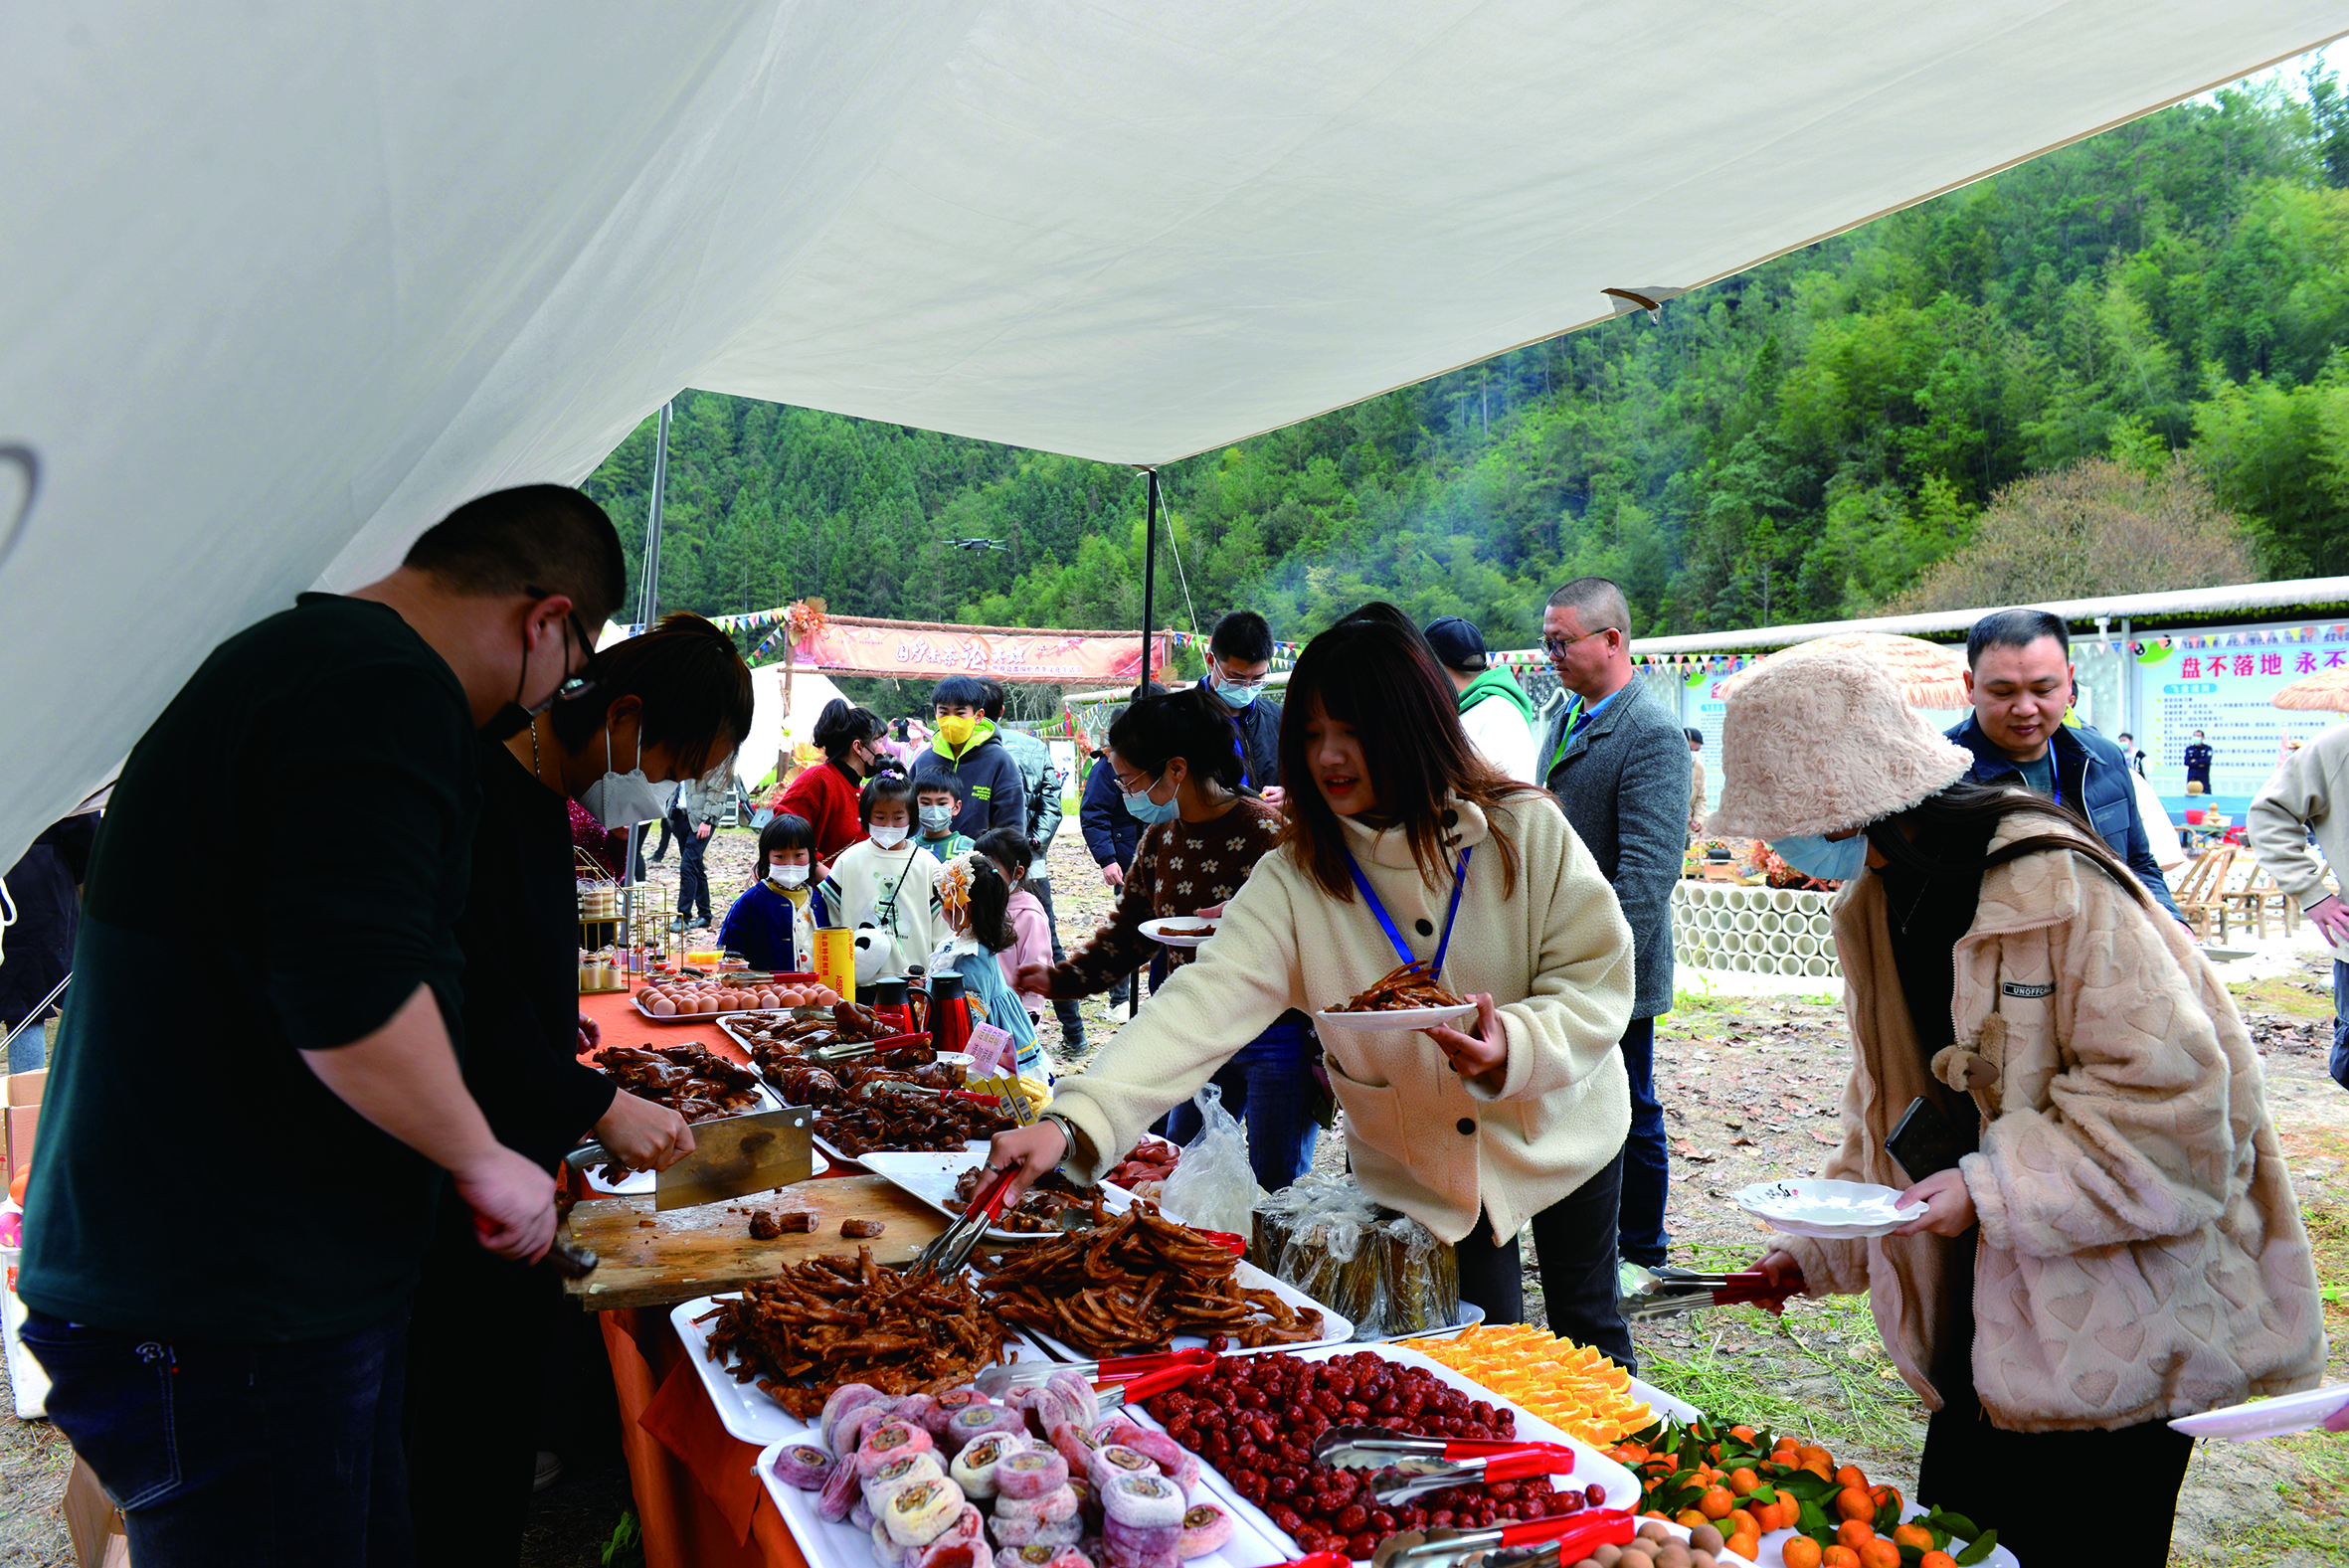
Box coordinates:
[790,615,1168,684]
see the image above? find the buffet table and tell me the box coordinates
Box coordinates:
[579,986,813,1568]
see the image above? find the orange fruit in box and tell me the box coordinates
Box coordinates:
[1727,1533,1759,1564]
[1676,1509,1709,1530]
[1781,1539,1823,1568]
[1728,1467,1760,1496]
[1871,1484,1901,1516]
[1834,1486,1875,1521]
[1726,1507,1760,1539]
[1919,1553,1957,1568]
[1834,1465,1868,1491]
[1857,1543,1900,1568]
[1893,1523,1935,1552]
[1836,1520,1877,1551]
[1699,1486,1734,1520]
[1821,1550,1860,1568]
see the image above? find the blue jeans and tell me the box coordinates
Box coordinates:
[23,1307,414,1566]
[1616,1016,1670,1267]
[2332,959,2349,1093]
[1158,1015,1321,1191]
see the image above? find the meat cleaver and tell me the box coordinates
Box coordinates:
[566,1105,815,1211]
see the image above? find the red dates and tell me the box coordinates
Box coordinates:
[1144,1351,1562,1557]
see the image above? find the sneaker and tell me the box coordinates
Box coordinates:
[533,1452,563,1493]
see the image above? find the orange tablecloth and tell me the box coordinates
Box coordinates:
[579,985,813,1568]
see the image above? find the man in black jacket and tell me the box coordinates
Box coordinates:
[2183,729,2214,793]
[1199,610,1284,803]
[1947,610,2184,922]
[1536,577,1690,1273]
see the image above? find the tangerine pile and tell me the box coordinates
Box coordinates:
[1606,1418,1994,1568]
[1414,1323,1653,1446]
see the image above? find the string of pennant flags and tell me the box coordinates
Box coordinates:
[1477,620,2349,678]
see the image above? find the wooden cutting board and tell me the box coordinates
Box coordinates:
[561,1174,946,1311]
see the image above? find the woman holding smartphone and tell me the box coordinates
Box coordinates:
[988,604,1639,1362]
[1713,645,2320,1567]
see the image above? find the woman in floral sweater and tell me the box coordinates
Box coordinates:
[1020,686,1314,1188]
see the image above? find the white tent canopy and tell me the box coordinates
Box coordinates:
[4,3,2342,859]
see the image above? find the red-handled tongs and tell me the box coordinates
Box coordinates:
[1316,1428,1580,1505]
[912,1162,1018,1276]
[1617,1264,1803,1321]
[1369,1509,1636,1568]
[975,1346,1215,1398]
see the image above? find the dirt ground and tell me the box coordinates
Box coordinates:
[2,825,2342,1566]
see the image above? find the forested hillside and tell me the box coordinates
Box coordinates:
[584,63,2349,656]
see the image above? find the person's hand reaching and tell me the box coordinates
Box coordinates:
[1893,1167,1977,1238]
[985,1122,1069,1203]
[1014,962,1055,994]
[1425,994,1506,1084]
[1750,1250,1807,1315]
[1102,862,1125,889]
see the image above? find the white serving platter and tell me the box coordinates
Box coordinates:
[1313,1003,1477,1033]
[2170,1383,2349,1440]
[752,1426,1293,1568]
[1731,1177,1925,1239]
[1006,1255,1355,1361]
[1141,916,1220,949]
[858,1143,1135,1244]
[1119,1341,1638,1564]
[670,1292,1061,1450]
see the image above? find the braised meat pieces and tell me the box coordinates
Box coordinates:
[696,1248,1011,1417]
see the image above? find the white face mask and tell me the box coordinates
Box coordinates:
[769,863,810,889]
[868,823,910,850]
[579,726,668,830]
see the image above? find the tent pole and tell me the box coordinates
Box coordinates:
[639,399,672,629]
[1141,467,1159,687]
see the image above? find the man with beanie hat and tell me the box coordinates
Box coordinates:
[1423,615,1537,783]
[1536,578,1691,1271]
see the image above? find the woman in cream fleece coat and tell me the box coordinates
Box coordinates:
[1714,646,2322,1568]
[992,604,1639,1362]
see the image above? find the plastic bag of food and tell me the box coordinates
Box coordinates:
[1375,1213,1460,1336]
[1155,1085,1266,1236]
[1282,1206,1382,1332]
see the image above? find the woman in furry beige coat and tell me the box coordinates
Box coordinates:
[1713,648,2322,1568]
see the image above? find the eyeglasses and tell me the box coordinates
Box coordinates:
[524,586,602,707]
[1541,625,1619,663]
[1112,768,1162,796]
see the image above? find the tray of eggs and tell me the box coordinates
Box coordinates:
[632,976,845,1021]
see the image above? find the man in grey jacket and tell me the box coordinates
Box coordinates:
[673,773,723,930]
[1537,577,1691,1270]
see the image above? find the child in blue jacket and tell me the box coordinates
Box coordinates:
[719,814,830,972]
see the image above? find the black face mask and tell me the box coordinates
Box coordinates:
[480,608,595,739]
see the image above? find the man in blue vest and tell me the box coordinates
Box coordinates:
[1946,608,2184,922]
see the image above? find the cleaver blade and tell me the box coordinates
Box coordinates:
[652,1106,815,1211]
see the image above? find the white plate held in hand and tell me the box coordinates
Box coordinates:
[2169,1384,2349,1440]
[1141,916,1220,948]
[1732,1177,1925,1239]
[1314,1002,1476,1033]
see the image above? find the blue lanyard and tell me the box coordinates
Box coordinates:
[1344,845,1474,975]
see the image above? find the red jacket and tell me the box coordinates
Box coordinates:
[774,759,866,864]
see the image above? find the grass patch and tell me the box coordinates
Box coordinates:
[2230,974,2338,1022]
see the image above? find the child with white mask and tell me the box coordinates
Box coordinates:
[817,773,946,986]
[717,813,831,973]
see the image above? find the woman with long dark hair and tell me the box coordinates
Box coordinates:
[1714,645,2320,1567]
[773,696,887,871]
[991,604,1639,1359]
[1014,683,1314,1187]
[407,611,755,1562]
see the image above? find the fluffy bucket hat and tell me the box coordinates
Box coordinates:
[1706,644,1974,840]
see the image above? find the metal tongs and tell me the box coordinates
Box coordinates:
[1316,1428,1581,1505]
[976,1347,1214,1399]
[1617,1263,1803,1321]
[1369,1509,1637,1568]
[811,1033,930,1068]
[912,1162,1018,1276]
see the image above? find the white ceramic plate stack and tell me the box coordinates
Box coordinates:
[1731,1178,1925,1239]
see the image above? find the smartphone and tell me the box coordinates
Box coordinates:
[1885,1096,1965,1184]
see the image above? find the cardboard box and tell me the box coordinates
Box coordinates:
[4,1070,41,1182]
[63,1456,130,1567]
